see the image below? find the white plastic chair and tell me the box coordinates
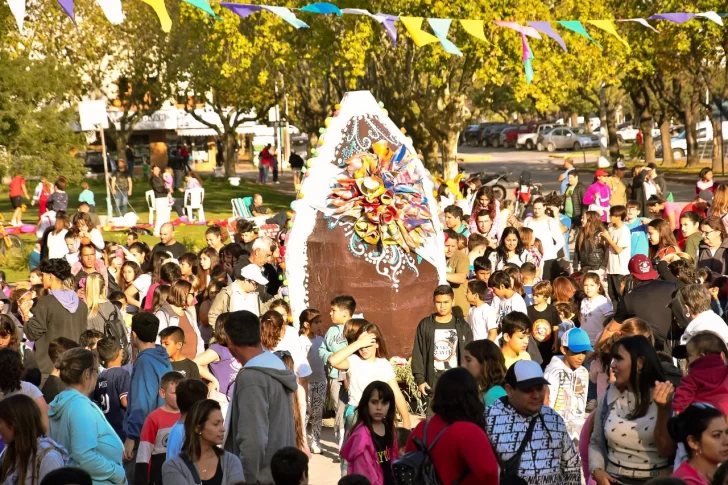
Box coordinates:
[185,187,205,223]
[145,190,156,225]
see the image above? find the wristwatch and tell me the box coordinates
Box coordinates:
[591,468,603,479]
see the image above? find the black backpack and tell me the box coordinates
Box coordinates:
[392,419,468,485]
[102,309,130,365]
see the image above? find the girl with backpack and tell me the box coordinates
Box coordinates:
[0,394,67,484]
[84,274,117,334]
[340,381,399,485]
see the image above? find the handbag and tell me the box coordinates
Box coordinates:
[499,415,539,485]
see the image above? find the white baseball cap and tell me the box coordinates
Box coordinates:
[240,264,269,285]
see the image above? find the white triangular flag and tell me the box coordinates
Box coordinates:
[617,18,659,33]
[6,0,26,31]
[696,11,723,26]
[96,0,125,24]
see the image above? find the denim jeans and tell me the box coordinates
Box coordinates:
[114,191,128,216]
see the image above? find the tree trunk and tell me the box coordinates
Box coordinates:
[660,120,674,165]
[712,120,723,173]
[442,131,459,181]
[599,89,607,158]
[223,130,238,177]
[685,110,700,167]
[606,99,620,160]
[640,115,656,165]
[570,112,579,128]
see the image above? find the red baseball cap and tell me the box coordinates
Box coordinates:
[628,254,658,281]
[595,169,609,177]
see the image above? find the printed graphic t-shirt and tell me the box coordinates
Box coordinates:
[433,320,459,377]
[373,428,395,485]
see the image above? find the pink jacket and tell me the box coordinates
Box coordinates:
[340,423,399,485]
[583,181,611,221]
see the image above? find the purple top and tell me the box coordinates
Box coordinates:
[209,344,242,399]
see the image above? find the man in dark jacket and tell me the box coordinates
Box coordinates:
[565,172,586,228]
[25,258,88,382]
[411,285,473,415]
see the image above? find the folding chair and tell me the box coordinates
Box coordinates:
[184,187,205,223]
[145,190,156,225]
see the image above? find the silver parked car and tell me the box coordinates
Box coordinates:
[540,127,600,152]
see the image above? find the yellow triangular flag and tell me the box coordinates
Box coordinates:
[587,20,630,51]
[459,19,488,43]
[400,16,439,47]
[141,0,172,32]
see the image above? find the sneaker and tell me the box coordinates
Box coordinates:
[311,442,321,454]
[585,399,597,413]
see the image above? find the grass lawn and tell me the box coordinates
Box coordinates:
[0,176,294,283]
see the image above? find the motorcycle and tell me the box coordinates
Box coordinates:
[462,171,510,201]
[513,171,543,218]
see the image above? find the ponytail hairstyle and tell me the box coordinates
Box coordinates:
[667,403,725,459]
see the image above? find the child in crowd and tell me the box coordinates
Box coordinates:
[463,339,507,406]
[80,329,104,351]
[520,262,537,306]
[527,280,560,364]
[46,177,68,212]
[555,301,577,338]
[544,328,592,440]
[697,167,716,195]
[489,270,528,329]
[319,295,356,450]
[163,168,174,194]
[42,337,80,404]
[29,268,43,286]
[94,337,131,441]
[124,312,173,468]
[271,447,310,485]
[159,326,201,381]
[466,280,497,341]
[29,241,41,270]
[78,182,96,209]
[135,371,184,485]
[673,331,728,416]
[500,311,532,369]
[126,229,139,249]
[472,257,494,305]
[165,378,208,460]
[625,201,649,258]
[602,205,631,305]
[340,381,399,485]
[579,271,613,345]
[299,309,326,454]
[64,231,79,266]
[444,205,470,237]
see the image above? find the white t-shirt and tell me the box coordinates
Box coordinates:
[47,230,69,259]
[229,285,261,316]
[275,326,312,379]
[347,355,395,406]
[524,216,563,260]
[492,292,528,328]
[467,303,498,340]
[488,250,532,271]
[133,274,152,299]
[580,295,614,344]
[606,224,631,275]
[1,381,43,400]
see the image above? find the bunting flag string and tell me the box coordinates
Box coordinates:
[341,9,398,45]
[459,19,488,43]
[141,0,172,32]
[6,0,26,31]
[428,18,462,55]
[495,21,542,39]
[180,0,218,19]
[521,33,534,84]
[399,17,439,47]
[56,0,75,22]
[96,0,125,24]
[527,21,567,51]
[648,13,696,24]
[299,2,341,16]
[697,11,723,25]
[617,18,660,33]
[558,20,600,46]
[220,3,309,28]
[587,20,630,51]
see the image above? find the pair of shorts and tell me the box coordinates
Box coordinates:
[10,196,22,209]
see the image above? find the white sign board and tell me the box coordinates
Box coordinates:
[79,100,109,131]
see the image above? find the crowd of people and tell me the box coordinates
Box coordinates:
[4,157,728,485]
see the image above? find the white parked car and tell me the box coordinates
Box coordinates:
[517,124,554,150]
[617,124,661,143]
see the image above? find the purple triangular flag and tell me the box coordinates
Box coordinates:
[376,13,399,47]
[528,21,567,51]
[219,3,262,18]
[57,0,75,22]
[648,13,696,24]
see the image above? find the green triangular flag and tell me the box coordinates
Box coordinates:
[558,20,601,47]
[181,0,219,19]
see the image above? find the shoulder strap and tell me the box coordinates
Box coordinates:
[423,418,451,453]
[515,415,539,456]
[33,444,62,485]
[181,453,202,485]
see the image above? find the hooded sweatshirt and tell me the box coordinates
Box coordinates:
[123,345,173,441]
[673,354,728,415]
[48,388,125,485]
[544,356,589,440]
[0,436,68,485]
[341,423,399,485]
[224,350,297,485]
[24,291,88,377]
[484,397,581,485]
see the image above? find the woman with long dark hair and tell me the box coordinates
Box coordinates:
[469,186,501,237]
[648,218,679,264]
[197,247,219,290]
[463,339,507,406]
[154,279,204,358]
[589,336,674,485]
[575,211,606,272]
[489,226,532,271]
[0,348,48,433]
[161,400,243,484]
[670,404,728,485]
[405,368,498,484]
[0,394,67,485]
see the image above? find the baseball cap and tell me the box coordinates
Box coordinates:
[504,360,549,390]
[561,328,593,353]
[615,161,627,170]
[628,254,658,281]
[698,189,714,205]
[595,169,609,177]
[240,264,269,285]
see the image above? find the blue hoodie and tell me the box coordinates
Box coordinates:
[48,388,125,485]
[123,345,173,441]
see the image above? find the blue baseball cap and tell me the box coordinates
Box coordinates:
[561,328,593,353]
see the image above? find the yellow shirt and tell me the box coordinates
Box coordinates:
[607,176,627,206]
[504,351,531,369]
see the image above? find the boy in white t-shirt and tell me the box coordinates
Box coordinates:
[601,205,631,306]
[466,280,497,341]
[489,270,528,332]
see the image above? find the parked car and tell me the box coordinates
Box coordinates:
[540,127,600,152]
[78,151,117,175]
[617,124,661,143]
[484,124,512,147]
[655,126,711,159]
[517,124,554,150]
[477,123,507,146]
[460,124,481,145]
[500,125,533,148]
